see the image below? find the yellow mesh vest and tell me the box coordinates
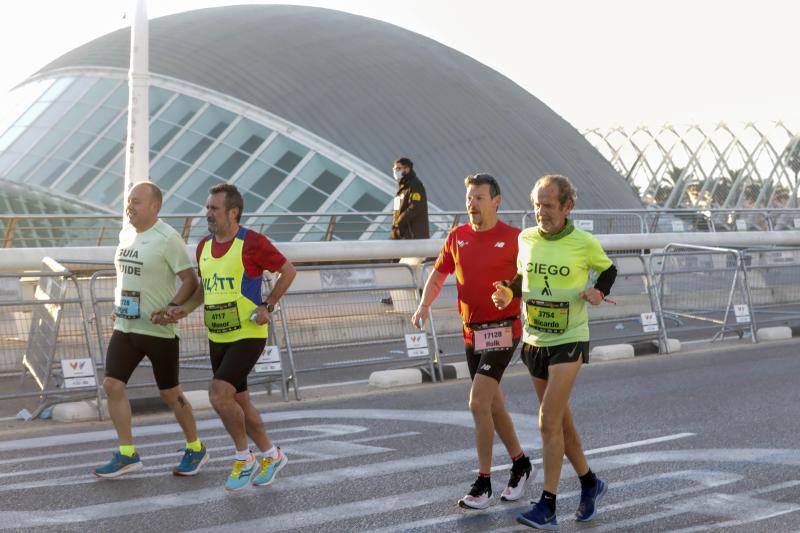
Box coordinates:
[199,231,268,343]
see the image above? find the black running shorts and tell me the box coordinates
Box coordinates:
[465,338,520,382]
[208,337,266,393]
[105,330,180,390]
[521,341,589,380]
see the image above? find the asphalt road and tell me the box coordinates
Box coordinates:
[1,338,800,532]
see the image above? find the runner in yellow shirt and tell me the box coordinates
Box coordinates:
[493,175,617,530]
[167,184,296,492]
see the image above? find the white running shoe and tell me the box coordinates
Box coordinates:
[501,456,532,501]
[458,477,493,509]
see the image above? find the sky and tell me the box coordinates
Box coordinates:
[0,0,796,130]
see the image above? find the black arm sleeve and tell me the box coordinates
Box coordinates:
[504,273,523,298]
[593,264,617,296]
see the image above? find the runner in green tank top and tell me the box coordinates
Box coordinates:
[492,175,618,530]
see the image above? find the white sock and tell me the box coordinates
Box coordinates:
[262,446,278,459]
[234,449,252,462]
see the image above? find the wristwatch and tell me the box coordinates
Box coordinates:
[262,302,275,313]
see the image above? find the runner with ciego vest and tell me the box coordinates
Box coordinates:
[492,174,617,530]
[166,183,296,492]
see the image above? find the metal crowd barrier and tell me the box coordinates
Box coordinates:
[739,247,800,331]
[4,245,800,418]
[0,258,102,419]
[419,261,472,378]
[649,244,757,344]
[586,254,667,349]
[277,262,439,381]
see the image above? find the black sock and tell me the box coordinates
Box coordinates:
[540,490,556,513]
[477,472,491,484]
[579,469,597,490]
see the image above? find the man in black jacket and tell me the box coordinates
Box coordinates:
[391,157,429,240]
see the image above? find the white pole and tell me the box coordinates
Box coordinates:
[122,0,149,221]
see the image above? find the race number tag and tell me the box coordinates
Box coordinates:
[204,302,242,333]
[526,300,569,334]
[115,290,141,319]
[473,324,513,353]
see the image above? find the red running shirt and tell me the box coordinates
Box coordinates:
[196,227,287,277]
[434,221,522,342]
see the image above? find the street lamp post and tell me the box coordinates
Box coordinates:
[122,0,149,222]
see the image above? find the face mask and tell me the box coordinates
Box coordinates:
[393,169,404,181]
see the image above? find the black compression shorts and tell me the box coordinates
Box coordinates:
[105,330,180,390]
[209,338,266,393]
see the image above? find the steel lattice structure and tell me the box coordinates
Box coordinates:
[584,122,800,209]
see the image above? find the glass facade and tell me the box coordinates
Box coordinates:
[0,75,398,240]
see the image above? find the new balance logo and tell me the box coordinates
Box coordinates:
[494,242,505,248]
[481,364,492,371]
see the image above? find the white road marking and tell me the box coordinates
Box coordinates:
[349,431,420,444]
[0,438,395,489]
[363,470,742,533]
[2,401,799,533]
[0,446,518,528]
[185,483,473,533]
[0,424,367,466]
[585,480,800,532]
[0,431,703,528]
[481,432,696,472]
[0,409,539,451]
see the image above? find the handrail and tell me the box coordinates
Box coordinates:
[1,208,799,248]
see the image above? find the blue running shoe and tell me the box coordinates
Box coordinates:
[252,447,288,487]
[516,501,558,530]
[576,478,607,522]
[224,454,257,492]
[94,451,143,478]
[173,444,209,476]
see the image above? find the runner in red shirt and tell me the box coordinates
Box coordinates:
[412,174,532,510]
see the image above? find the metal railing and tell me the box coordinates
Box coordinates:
[0,260,103,419]
[649,244,758,343]
[3,208,799,248]
[0,210,524,248]
[4,243,800,418]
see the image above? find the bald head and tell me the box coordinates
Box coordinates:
[131,181,162,210]
[126,181,162,231]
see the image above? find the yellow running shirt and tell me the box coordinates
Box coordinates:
[517,220,613,347]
